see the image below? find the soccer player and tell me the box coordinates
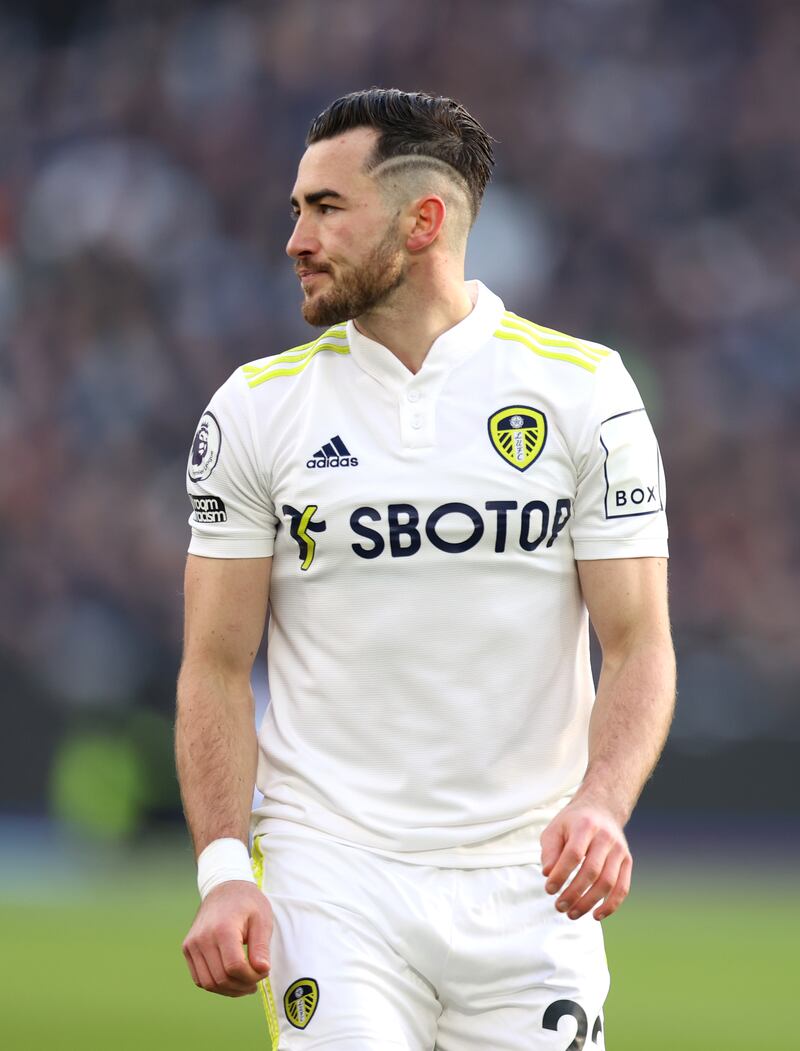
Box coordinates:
[176,88,675,1049]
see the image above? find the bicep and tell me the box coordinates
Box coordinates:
[182,554,272,675]
[577,556,670,655]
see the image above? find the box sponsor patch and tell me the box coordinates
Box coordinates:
[600,409,664,519]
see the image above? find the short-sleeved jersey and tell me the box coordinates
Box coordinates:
[186,282,667,866]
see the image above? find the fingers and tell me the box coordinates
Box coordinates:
[183,944,232,997]
[541,806,633,921]
[245,911,272,977]
[183,942,200,987]
[594,853,632,920]
[219,926,268,986]
[543,821,594,896]
[182,882,274,996]
[553,831,615,914]
[540,819,566,878]
[551,845,631,921]
[183,936,260,997]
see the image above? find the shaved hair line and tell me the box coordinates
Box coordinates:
[369,154,474,248]
[370,154,471,199]
[306,89,495,218]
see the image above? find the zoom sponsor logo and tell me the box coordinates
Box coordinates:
[190,495,227,523]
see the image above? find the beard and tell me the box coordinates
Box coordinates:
[300,222,407,327]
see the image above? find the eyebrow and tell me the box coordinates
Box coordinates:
[290,189,345,209]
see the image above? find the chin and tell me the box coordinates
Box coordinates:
[301,294,346,327]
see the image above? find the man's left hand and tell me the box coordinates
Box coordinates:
[540,803,632,921]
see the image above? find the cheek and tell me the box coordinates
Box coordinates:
[329,212,381,261]
[324,247,359,280]
[328,229,362,261]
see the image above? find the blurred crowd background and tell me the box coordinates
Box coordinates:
[1,0,798,842]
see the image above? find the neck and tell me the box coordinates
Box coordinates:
[353,266,474,374]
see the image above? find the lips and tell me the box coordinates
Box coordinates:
[298,270,331,292]
[294,271,330,283]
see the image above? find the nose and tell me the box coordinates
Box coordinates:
[286,214,320,260]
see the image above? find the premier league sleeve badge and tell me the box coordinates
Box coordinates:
[188,411,222,482]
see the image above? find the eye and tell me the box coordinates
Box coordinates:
[289,209,300,223]
[318,204,338,215]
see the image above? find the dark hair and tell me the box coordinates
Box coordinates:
[306,88,495,219]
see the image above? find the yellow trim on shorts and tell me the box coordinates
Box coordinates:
[251,837,281,1050]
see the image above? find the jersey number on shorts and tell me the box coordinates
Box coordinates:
[543,999,603,1050]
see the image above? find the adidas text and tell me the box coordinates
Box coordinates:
[307,456,359,469]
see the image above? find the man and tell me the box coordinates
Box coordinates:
[177,88,675,1050]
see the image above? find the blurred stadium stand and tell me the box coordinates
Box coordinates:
[1,0,798,838]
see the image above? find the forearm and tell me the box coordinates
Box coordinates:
[175,657,258,856]
[543,557,673,919]
[575,636,676,825]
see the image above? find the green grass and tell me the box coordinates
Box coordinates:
[0,848,794,1050]
[605,867,795,1048]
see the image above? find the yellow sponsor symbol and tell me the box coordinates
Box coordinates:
[284,978,319,1030]
[282,503,327,571]
[488,406,547,472]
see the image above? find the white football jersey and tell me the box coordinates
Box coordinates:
[186,282,668,866]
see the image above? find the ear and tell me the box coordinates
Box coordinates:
[405,195,447,252]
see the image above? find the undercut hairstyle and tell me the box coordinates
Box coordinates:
[306,88,495,222]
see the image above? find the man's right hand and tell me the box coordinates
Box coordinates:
[182,881,273,997]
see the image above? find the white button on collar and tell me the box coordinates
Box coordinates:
[406,389,421,402]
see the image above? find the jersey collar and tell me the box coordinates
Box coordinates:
[345,280,505,391]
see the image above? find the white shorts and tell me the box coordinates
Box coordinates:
[252,831,609,1051]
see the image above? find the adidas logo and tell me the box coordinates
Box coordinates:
[306,434,359,469]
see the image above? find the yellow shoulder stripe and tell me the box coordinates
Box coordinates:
[243,340,331,378]
[502,313,609,363]
[243,326,348,388]
[241,340,315,379]
[495,329,596,373]
[243,326,346,376]
[247,342,350,388]
[495,313,611,373]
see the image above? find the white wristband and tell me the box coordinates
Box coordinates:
[197,838,257,900]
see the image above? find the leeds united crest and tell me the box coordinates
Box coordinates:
[284,978,319,1030]
[488,406,547,472]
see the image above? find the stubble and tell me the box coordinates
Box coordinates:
[300,221,407,327]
